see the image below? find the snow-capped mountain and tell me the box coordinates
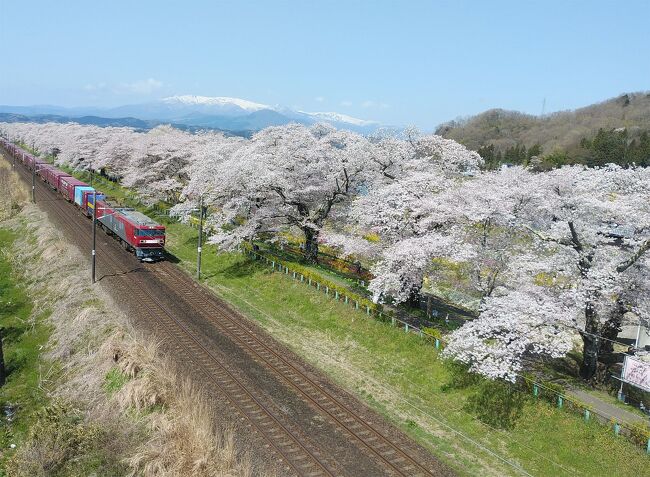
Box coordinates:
[0,95,384,134]
[161,95,270,112]
[297,110,379,127]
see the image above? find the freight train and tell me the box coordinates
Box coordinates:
[1,139,166,262]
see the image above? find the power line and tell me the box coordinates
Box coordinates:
[214,282,536,477]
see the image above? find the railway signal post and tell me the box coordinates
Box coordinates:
[197,195,204,279]
[92,190,97,283]
[32,164,46,203]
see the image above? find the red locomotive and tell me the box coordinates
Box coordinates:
[1,138,166,262]
[93,198,166,262]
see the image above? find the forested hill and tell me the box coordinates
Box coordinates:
[436,92,650,168]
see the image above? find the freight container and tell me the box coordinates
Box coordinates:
[38,164,55,182]
[50,170,71,190]
[42,167,68,188]
[83,190,105,216]
[59,177,88,202]
[24,155,38,169]
[74,186,95,207]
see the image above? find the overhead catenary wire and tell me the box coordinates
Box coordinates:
[247,249,650,439]
[249,247,650,431]
[212,281,537,477]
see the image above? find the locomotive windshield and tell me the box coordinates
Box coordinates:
[136,228,164,236]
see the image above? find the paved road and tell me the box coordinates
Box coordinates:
[567,388,649,428]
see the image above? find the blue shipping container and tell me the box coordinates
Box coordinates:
[74,186,95,207]
[86,193,106,212]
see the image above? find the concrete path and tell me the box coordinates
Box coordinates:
[567,387,649,427]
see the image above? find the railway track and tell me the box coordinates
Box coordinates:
[153,262,437,477]
[9,158,339,477]
[5,152,451,476]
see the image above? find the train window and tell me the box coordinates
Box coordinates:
[136,229,163,236]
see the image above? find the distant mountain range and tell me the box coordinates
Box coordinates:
[0,95,383,135]
[436,92,650,155]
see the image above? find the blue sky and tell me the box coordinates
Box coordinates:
[0,0,648,128]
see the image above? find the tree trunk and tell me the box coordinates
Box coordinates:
[302,227,319,264]
[599,308,625,357]
[580,301,600,381]
[580,299,626,381]
[580,333,599,381]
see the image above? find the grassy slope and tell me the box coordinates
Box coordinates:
[163,223,649,477]
[0,221,129,476]
[0,228,51,456]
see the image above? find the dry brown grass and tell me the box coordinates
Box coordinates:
[105,328,254,477]
[1,177,260,476]
[0,160,28,220]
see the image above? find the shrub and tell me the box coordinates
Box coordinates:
[5,401,104,477]
[465,379,528,429]
[629,424,650,448]
[441,361,482,391]
[244,244,383,316]
[422,326,443,341]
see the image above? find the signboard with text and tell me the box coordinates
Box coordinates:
[622,356,650,392]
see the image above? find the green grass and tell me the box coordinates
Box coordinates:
[0,220,132,477]
[46,162,650,475]
[103,367,130,395]
[160,223,650,476]
[0,228,52,463]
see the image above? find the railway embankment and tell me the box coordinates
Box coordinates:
[30,154,650,476]
[0,163,257,476]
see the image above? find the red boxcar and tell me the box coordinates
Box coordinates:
[38,164,55,182]
[49,170,72,190]
[25,155,45,170]
[42,167,69,189]
[59,177,89,202]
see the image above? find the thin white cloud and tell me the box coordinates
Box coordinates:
[83,78,164,96]
[340,100,352,107]
[83,82,107,91]
[117,78,164,94]
[315,96,325,102]
[362,100,390,109]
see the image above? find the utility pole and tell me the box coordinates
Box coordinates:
[197,195,204,279]
[634,319,643,349]
[92,190,97,283]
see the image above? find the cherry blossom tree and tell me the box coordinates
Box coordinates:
[197,123,377,262]
[443,284,577,381]
[120,125,201,204]
[444,165,650,381]
[337,129,484,301]
[507,165,650,380]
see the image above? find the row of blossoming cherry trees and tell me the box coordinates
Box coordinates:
[2,121,649,383]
